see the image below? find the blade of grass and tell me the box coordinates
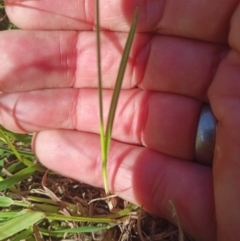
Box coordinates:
[0,128,33,166]
[0,211,19,219]
[0,146,35,159]
[0,196,13,207]
[0,196,30,208]
[11,229,32,241]
[96,0,105,164]
[37,227,64,238]
[0,164,41,191]
[0,125,32,144]
[46,213,117,224]
[105,8,139,154]
[50,224,116,234]
[96,2,139,194]
[0,210,45,240]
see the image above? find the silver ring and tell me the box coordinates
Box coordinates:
[195,104,217,165]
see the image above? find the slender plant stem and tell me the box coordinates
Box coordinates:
[96,1,138,194]
[95,0,108,194]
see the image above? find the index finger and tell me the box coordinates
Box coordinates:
[5,0,238,42]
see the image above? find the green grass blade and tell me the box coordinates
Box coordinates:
[0,196,13,207]
[102,8,139,194]
[0,127,33,166]
[10,229,32,241]
[95,0,109,194]
[46,213,115,224]
[105,7,138,150]
[0,211,19,219]
[0,128,24,162]
[50,224,116,234]
[0,210,45,240]
[0,196,32,208]
[0,125,32,144]
[96,0,105,160]
[0,165,38,191]
[0,146,35,159]
[2,160,26,174]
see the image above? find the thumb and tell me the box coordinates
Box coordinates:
[208,4,240,240]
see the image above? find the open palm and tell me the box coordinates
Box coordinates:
[1,1,240,240]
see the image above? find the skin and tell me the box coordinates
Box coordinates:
[0,0,240,240]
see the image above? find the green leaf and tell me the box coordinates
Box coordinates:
[0,210,45,240]
[50,224,116,234]
[10,229,32,241]
[0,146,35,160]
[33,203,60,213]
[0,147,12,160]
[0,159,3,169]
[0,128,33,166]
[0,165,38,191]
[0,211,18,218]
[46,213,115,224]
[0,196,13,207]
[0,126,32,144]
[3,161,26,176]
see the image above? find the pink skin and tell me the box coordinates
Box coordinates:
[1,0,240,240]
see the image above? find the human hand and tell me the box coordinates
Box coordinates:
[1,1,240,240]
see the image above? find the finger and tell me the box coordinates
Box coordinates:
[32,129,216,241]
[5,0,238,42]
[0,88,201,160]
[0,30,226,100]
[208,5,240,240]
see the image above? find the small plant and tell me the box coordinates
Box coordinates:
[96,0,139,194]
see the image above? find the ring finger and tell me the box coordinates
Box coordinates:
[0,88,201,160]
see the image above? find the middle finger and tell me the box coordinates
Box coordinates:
[0,30,226,100]
[0,88,201,160]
